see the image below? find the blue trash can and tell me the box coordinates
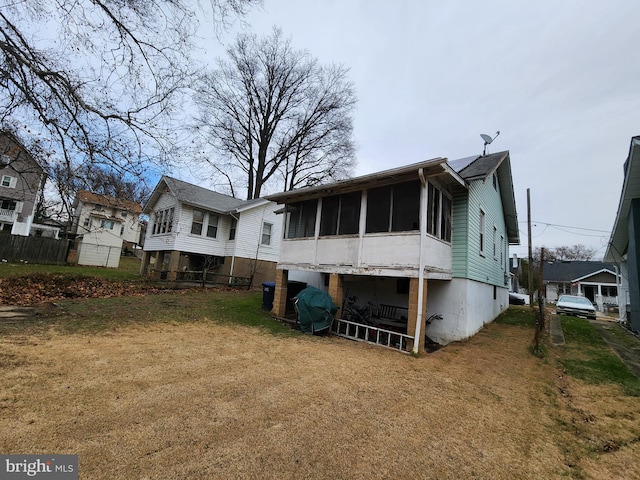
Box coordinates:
[262,281,276,310]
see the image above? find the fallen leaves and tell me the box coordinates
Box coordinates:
[0,273,176,305]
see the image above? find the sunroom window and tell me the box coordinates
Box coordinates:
[320,191,361,236]
[286,199,317,239]
[366,181,420,233]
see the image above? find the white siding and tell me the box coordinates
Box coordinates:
[279,233,451,278]
[143,193,281,264]
[233,203,282,263]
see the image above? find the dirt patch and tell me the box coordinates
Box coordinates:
[1,306,639,479]
[0,318,568,479]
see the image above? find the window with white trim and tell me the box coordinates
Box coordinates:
[152,207,174,235]
[206,214,219,238]
[262,222,273,245]
[191,209,204,235]
[286,199,317,239]
[100,219,115,230]
[1,175,16,188]
[229,217,237,240]
[366,180,420,233]
[493,226,497,259]
[320,191,361,236]
[426,182,452,242]
[479,209,486,255]
[1,199,17,210]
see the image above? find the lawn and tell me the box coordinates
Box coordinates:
[0,256,143,280]
[1,269,640,478]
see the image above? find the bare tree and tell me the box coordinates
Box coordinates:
[195,27,357,200]
[0,0,260,208]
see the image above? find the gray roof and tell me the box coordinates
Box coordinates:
[144,176,246,214]
[265,157,465,204]
[604,136,640,262]
[454,151,507,180]
[450,151,520,244]
[543,261,616,282]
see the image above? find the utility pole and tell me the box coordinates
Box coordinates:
[527,188,533,308]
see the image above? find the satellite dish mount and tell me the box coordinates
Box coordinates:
[480,131,500,155]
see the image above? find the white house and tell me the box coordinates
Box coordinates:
[70,190,143,267]
[140,176,281,287]
[266,152,519,353]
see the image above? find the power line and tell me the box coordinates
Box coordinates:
[518,220,611,234]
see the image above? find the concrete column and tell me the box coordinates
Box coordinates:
[273,269,289,317]
[328,273,344,318]
[407,277,427,353]
[167,250,181,281]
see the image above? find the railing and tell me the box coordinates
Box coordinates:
[331,317,413,353]
[173,270,251,287]
[0,208,17,221]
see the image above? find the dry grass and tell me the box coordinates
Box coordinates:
[1,301,639,479]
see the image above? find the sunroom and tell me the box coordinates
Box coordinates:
[265,157,466,353]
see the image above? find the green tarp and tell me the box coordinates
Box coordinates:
[294,286,339,334]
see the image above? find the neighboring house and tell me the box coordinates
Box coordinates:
[543,260,619,311]
[605,135,640,332]
[0,131,46,236]
[266,151,519,353]
[140,176,281,287]
[70,190,143,268]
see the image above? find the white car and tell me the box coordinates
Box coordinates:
[556,295,597,320]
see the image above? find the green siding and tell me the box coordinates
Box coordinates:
[452,178,509,286]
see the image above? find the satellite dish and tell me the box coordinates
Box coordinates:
[480,131,500,155]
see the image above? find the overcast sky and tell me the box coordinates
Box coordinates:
[195,0,640,260]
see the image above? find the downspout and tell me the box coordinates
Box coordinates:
[228,212,239,285]
[414,168,428,354]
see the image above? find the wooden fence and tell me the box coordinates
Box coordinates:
[0,234,71,265]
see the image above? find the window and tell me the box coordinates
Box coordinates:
[500,235,504,266]
[1,199,17,210]
[206,214,219,238]
[493,173,498,190]
[427,183,440,237]
[120,225,125,236]
[493,226,498,258]
[286,199,318,239]
[366,181,420,233]
[479,209,486,254]
[1,175,16,188]
[262,222,272,245]
[229,218,237,240]
[426,182,452,242]
[440,195,452,242]
[191,209,204,235]
[0,155,9,166]
[100,219,115,230]
[320,191,361,236]
[152,207,174,235]
[83,217,90,227]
